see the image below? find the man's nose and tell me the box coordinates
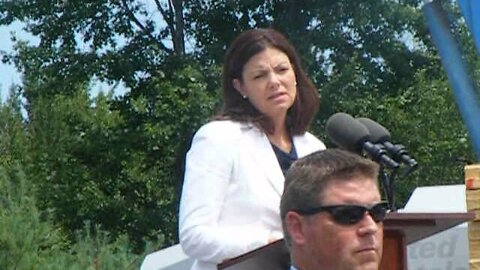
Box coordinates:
[357,212,381,235]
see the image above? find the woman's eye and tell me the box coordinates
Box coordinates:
[277,66,289,73]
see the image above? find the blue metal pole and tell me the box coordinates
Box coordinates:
[423,0,480,160]
[458,0,480,53]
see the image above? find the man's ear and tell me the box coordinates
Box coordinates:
[233,79,246,97]
[286,211,308,246]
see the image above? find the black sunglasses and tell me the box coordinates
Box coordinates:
[294,202,389,225]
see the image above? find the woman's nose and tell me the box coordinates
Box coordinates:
[267,72,281,89]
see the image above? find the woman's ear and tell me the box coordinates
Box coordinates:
[233,79,246,98]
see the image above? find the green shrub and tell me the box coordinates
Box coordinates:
[0,164,154,269]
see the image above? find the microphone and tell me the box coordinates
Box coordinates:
[357,117,418,169]
[325,113,399,169]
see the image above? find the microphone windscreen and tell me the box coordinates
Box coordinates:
[325,113,370,152]
[356,118,391,143]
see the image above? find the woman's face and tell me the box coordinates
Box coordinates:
[233,47,297,122]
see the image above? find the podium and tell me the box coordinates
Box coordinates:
[217,212,474,270]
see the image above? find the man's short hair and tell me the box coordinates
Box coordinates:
[280,149,380,246]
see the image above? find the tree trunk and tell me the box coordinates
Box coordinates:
[172,0,185,55]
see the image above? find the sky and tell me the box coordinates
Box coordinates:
[0,22,127,103]
[0,22,34,102]
[0,0,166,103]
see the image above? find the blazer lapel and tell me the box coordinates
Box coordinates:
[293,133,323,158]
[244,127,285,196]
[293,135,309,158]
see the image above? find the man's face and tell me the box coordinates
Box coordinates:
[298,177,383,270]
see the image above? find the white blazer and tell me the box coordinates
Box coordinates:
[179,120,325,270]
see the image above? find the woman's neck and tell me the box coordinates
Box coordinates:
[267,124,291,153]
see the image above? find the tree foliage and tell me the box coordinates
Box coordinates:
[0,164,149,269]
[22,63,215,249]
[0,0,185,100]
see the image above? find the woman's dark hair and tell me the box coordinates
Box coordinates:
[216,28,319,135]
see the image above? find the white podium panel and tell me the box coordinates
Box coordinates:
[402,185,469,270]
[140,244,193,270]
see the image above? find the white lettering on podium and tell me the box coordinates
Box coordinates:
[408,234,467,270]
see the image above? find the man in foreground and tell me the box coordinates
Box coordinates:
[280,149,387,270]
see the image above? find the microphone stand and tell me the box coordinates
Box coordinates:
[379,165,397,212]
[363,143,399,211]
[379,157,419,212]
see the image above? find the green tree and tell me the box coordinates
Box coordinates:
[0,164,148,269]
[0,0,186,101]
[352,69,474,206]
[24,64,215,249]
[0,87,27,168]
